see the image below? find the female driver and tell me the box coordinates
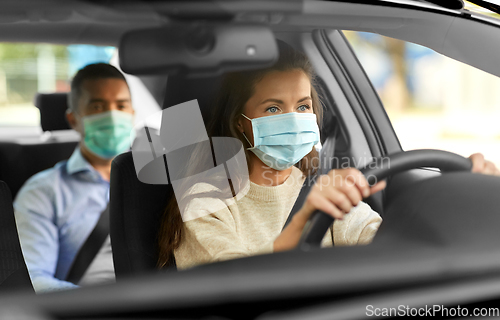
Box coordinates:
[158,41,499,270]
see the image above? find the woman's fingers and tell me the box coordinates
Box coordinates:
[369,180,387,195]
[486,161,500,176]
[323,168,373,210]
[484,160,500,176]
[469,153,485,173]
[301,168,388,222]
[469,153,500,176]
[333,168,370,198]
[338,183,362,207]
[306,190,345,219]
[322,188,353,214]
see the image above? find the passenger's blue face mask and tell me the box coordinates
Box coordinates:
[82,110,135,159]
[241,112,320,171]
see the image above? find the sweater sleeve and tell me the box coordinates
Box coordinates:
[333,201,382,246]
[174,197,273,270]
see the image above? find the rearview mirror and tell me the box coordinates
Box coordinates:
[119,23,278,77]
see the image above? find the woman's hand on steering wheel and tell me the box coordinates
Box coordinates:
[274,168,385,252]
[296,149,499,248]
[297,168,386,223]
[469,153,500,176]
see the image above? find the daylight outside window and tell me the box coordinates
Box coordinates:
[344,31,500,168]
[0,44,115,127]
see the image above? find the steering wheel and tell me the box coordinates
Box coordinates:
[298,149,472,249]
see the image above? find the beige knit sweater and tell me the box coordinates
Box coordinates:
[174,166,382,270]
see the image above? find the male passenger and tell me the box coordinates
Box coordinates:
[14,63,134,293]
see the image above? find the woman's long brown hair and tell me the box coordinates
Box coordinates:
[157,40,324,268]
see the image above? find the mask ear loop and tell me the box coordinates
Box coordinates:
[240,114,254,148]
[241,132,254,148]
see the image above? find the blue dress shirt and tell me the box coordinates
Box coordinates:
[14,147,110,293]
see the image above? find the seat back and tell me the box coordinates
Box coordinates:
[110,74,222,279]
[0,141,77,199]
[0,181,34,293]
[110,152,173,280]
[0,92,77,199]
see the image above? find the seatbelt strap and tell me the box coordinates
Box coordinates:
[66,203,110,285]
[283,119,339,234]
[282,173,317,230]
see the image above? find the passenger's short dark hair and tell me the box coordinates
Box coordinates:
[68,63,128,113]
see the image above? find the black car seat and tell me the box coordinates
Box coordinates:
[110,74,222,280]
[0,180,34,293]
[0,93,78,199]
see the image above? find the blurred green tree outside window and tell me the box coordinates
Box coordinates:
[0,43,115,127]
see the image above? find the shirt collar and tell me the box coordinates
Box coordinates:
[67,147,107,183]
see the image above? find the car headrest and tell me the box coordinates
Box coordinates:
[34,93,71,132]
[162,75,223,127]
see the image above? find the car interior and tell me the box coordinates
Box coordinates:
[110,32,359,276]
[0,93,78,199]
[1,0,500,318]
[0,180,34,294]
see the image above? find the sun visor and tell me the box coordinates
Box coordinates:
[119,23,278,77]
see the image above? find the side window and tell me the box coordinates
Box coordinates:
[343,31,500,168]
[0,44,115,128]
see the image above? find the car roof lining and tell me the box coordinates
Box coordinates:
[0,0,165,45]
[0,1,498,80]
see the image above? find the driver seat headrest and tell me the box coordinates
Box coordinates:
[162,75,223,126]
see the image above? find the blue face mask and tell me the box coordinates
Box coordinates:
[241,112,320,171]
[82,110,135,159]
